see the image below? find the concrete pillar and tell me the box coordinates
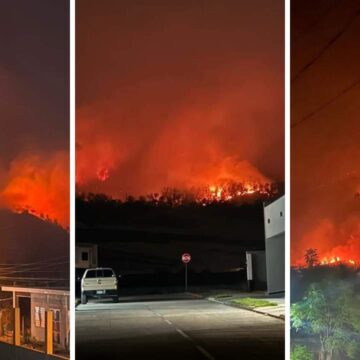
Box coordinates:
[45,310,53,355]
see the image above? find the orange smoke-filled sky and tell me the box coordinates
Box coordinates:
[76,0,284,198]
[291,0,360,264]
[0,0,69,227]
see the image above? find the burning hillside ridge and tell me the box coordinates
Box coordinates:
[76,153,279,203]
[143,180,277,206]
[79,180,278,208]
[0,151,69,229]
[319,231,360,267]
[293,219,360,268]
[76,51,284,197]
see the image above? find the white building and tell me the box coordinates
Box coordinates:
[264,195,285,294]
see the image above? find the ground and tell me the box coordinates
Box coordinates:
[76,294,284,360]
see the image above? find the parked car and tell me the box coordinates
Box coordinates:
[81,267,119,304]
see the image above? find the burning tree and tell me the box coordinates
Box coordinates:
[291,281,360,360]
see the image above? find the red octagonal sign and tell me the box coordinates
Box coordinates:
[182,253,191,264]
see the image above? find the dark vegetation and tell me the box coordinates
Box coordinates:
[0,210,69,289]
[76,190,280,229]
[76,190,278,291]
[291,250,360,360]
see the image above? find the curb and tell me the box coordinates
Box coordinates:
[207,297,285,321]
[184,292,204,299]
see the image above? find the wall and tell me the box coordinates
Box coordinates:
[264,196,285,239]
[75,244,98,269]
[31,294,69,350]
[265,233,285,293]
[264,196,285,294]
[246,251,267,290]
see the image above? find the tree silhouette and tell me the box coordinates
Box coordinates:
[304,248,319,268]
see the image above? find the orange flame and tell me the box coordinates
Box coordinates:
[0,152,69,229]
[319,256,357,267]
[97,167,110,182]
[293,218,360,268]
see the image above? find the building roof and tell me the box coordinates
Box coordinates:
[264,194,285,208]
[1,286,69,296]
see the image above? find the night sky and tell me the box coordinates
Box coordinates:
[291,0,360,264]
[76,0,284,198]
[0,0,69,227]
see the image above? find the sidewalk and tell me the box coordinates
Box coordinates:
[206,290,285,320]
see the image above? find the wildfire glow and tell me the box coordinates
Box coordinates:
[0,152,69,228]
[201,180,275,203]
[97,167,110,182]
[293,217,360,268]
[320,256,357,267]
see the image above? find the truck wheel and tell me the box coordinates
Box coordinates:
[81,293,87,305]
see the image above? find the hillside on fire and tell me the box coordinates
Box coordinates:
[75,0,284,295]
[291,0,360,359]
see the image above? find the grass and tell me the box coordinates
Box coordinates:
[231,297,277,309]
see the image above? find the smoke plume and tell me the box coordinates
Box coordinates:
[76,0,284,198]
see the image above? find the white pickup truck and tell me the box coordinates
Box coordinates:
[81,267,119,304]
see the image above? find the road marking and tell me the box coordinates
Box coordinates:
[176,329,216,360]
[148,305,216,360]
[196,345,216,360]
[176,328,191,340]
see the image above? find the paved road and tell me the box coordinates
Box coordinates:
[76,296,284,360]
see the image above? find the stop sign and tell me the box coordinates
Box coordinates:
[182,253,191,264]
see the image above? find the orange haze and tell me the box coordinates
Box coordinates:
[291,0,360,265]
[76,0,284,199]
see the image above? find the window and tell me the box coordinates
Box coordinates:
[267,218,271,224]
[81,251,89,261]
[34,306,45,328]
[280,211,283,217]
[85,270,96,278]
[51,309,61,344]
[102,269,115,277]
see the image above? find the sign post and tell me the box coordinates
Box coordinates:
[181,253,191,292]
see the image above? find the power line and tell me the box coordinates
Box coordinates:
[292,0,338,44]
[0,255,68,264]
[0,260,69,269]
[0,276,69,281]
[292,7,360,83]
[0,297,12,302]
[0,264,70,276]
[292,77,360,128]
[0,256,69,270]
